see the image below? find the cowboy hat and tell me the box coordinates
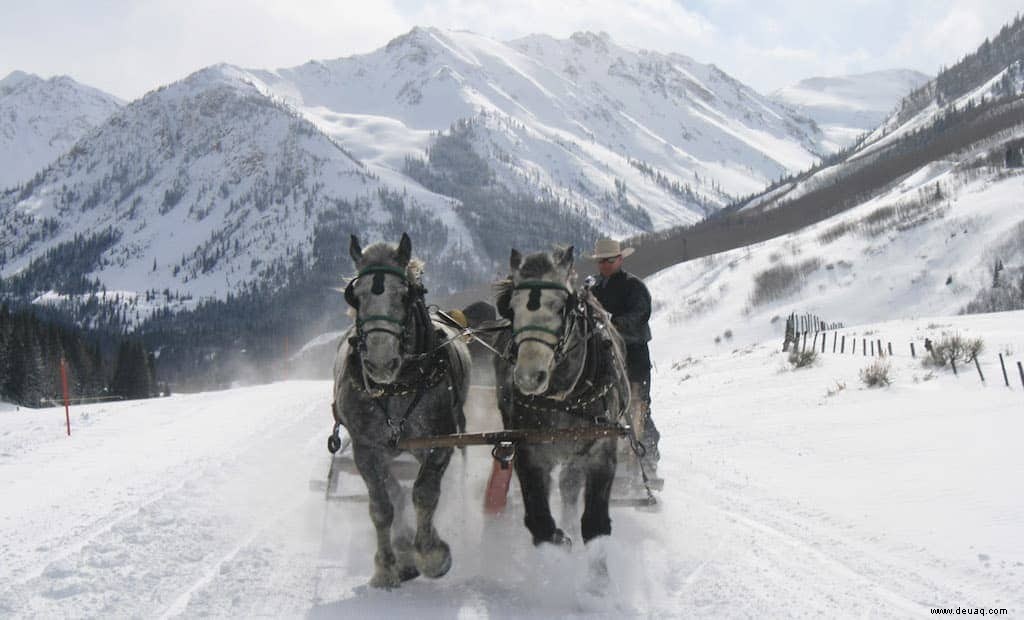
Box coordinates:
[585,238,635,260]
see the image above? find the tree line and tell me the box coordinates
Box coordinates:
[0,304,158,407]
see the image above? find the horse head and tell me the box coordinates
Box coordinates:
[499,245,578,395]
[345,232,423,384]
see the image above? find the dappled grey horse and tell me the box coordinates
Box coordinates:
[332,233,470,589]
[494,246,630,548]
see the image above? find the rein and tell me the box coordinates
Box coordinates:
[345,263,470,447]
[506,283,619,416]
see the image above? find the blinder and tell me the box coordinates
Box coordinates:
[505,279,580,358]
[345,264,427,348]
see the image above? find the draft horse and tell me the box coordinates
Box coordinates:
[332,233,470,589]
[494,246,630,548]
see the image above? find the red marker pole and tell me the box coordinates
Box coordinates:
[60,357,71,437]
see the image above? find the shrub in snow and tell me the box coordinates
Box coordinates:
[788,349,817,369]
[825,380,846,397]
[749,258,821,307]
[926,333,985,367]
[860,360,891,387]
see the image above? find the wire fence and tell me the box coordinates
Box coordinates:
[782,321,1024,391]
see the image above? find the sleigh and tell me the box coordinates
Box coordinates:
[310,400,662,510]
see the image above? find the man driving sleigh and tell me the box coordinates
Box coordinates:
[586,239,660,478]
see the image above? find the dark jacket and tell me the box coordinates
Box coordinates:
[592,269,652,346]
[592,269,652,380]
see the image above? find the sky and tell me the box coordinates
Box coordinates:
[1,0,1021,101]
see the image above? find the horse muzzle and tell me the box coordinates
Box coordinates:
[514,364,551,395]
[363,356,402,384]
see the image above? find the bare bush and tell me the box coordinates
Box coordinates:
[818,220,856,244]
[926,333,985,367]
[825,380,847,397]
[749,258,822,307]
[789,349,817,369]
[860,360,892,387]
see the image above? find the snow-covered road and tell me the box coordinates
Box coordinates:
[2,313,1022,617]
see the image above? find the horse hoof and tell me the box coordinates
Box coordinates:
[399,564,421,582]
[369,567,402,589]
[393,533,420,581]
[535,528,573,549]
[416,540,452,579]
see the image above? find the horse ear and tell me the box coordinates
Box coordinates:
[349,235,363,263]
[556,245,574,269]
[397,232,412,266]
[510,249,522,271]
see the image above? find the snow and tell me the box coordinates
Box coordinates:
[0,71,122,190]
[860,61,1024,162]
[3,306,1022,616]
[252,27,826,231]
[771,70,930,153]
[4,154,1023,616]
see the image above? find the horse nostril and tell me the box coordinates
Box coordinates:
[535,370,547,385]
[386,358,400,371]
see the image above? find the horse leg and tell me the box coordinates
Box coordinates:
[580,441,617,543]
[516,448,569,547]
[558,463,584,540]
[411,447,454,578]
[352,445,403,589]
[386,468,421,582]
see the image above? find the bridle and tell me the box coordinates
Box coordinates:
[344,264,425,359]
[508,279,587,367]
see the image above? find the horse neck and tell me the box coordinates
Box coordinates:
[404,295,433,358]
[546,303,591,397]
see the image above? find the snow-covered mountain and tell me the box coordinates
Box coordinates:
[771,69,930,152]
[652,16,1024,342]
[251,28,824,232]
[0,64,487,307]
[0,71,122,190]
[0,28,827,326]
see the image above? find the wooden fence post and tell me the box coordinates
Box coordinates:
[821,334,826,353]
[999,353,1009,387]
[841,335,846,354]
[833,332,837,353]
[910,342,916,358]
[863,339,867,356]
[60,357,71,437]
[877,339,884,357]
[1018,361,1024,390]
[870,341,875,356]
[973,355,985,383]
[812,332,818,353]
[888,342,893,356]
[951,357,958,376]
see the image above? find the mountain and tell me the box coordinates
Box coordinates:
[0,71,122,190]
[250,28,825,232]
[0,63,489,306]
[0,29,831,386]
[771,69,930,151]
[625,14,1024,328]
[0,29,828,308]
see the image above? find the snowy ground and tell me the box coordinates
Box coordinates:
[2,308,1022,617]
